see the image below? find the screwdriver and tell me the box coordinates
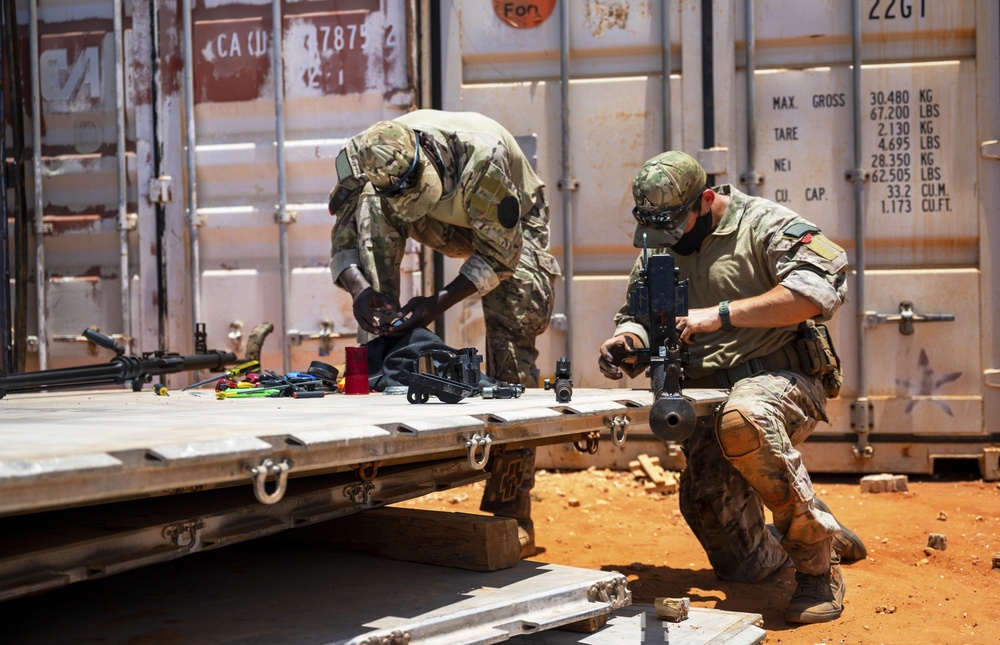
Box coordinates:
[184,360,261,391]
[215,387,283,400]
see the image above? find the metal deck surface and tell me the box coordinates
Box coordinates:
[0,536,633,644]
[0,388,727,517]
[519,605,765,644]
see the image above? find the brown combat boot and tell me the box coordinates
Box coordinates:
[785,563,845,624]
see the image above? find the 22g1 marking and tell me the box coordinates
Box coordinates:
[869,0,926,20]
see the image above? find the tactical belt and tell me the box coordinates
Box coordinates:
[683,342,803,389]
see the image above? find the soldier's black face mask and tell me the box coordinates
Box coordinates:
[670,208,713,256]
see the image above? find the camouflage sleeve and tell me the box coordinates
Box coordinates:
[459,145,524,295]
[765,216,849,321]
[329,189,363,292]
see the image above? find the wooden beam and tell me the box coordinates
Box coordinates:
[308,507,521,571]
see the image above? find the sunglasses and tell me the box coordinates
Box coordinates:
[372,143,421,197]
[631,185,708,229]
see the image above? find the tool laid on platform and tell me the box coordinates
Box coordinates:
[183,360,261,391]
[216,387,283,399]
[407,347,524,404]
[0,326,237,398]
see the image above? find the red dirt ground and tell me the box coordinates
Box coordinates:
[400,466,1000,645]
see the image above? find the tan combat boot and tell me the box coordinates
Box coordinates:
[517,520,536,559]
[784,563,845,624]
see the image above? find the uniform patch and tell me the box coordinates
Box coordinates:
[498,196,520,228]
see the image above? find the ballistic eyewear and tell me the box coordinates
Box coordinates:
[631,185,709,230]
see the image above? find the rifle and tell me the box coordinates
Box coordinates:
[0,327,237,398]
[628,241,697,441]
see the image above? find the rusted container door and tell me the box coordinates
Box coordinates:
[188,0,415,373]
[9,0,418,378]
[10,0,140,370]
[440,0,999,476]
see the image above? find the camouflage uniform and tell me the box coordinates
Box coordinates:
[329,110,561,528]
[614,172,849,581]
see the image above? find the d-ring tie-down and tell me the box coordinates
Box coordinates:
[246,457,292,505]
[607,414,630,446]
[465,433,493,470]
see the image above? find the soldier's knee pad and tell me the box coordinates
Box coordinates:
[716,408,763,459]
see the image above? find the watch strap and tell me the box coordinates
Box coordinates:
[719,300,735,331]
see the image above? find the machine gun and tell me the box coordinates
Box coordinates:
[628,247,697,441]
[0,327,237,398]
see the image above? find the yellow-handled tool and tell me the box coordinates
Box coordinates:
[183,360,261,391]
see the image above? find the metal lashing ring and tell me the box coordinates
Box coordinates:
[607,414,630,446]
[246,458,292,505]
[465,433,493,470]
[574,431,600,455]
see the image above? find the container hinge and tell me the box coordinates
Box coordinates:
[850,398,874,459]
[465,432,494,470]
[981,139,1000,160]
[605,414,630,446]
[739,169,764,186]
[845,168,870,183]
[287,320,352,357]
[863,300,955,335]
[228,320,244,353]
[245,457,293,505]
[148,175,174,203]
[557,177,579,191]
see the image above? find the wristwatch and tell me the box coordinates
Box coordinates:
[719,300,735,331]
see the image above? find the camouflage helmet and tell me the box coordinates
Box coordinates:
[630,151,708,248]
[357,120,442,222]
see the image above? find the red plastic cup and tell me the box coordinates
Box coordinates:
[344,345,369,395]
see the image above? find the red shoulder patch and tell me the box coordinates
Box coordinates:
[801,233,813,244]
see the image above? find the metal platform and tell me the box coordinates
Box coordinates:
[0,536,633,644]
[0,388,727,517]
[519,605,765,644]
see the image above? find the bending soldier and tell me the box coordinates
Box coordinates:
[328,110,562,557]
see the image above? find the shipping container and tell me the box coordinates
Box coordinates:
[3,0,999,483]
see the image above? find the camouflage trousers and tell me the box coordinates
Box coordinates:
[479,236,556,526]
[482,240,558,388]
[680,370,841,581]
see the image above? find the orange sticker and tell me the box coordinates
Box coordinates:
[492,0,557,29]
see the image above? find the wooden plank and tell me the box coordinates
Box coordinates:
[637,454,666,484]
[299,507,520,571]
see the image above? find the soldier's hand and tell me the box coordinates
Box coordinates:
[598,334,638,380]
[388,295,441,336]
[352,287,395,334]
[677,308,721,345]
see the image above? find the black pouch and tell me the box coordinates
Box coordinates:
[795,320,843,399]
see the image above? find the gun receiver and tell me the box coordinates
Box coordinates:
[628,251,697,441]
[407,347,524,404]
[0,328,237,398]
